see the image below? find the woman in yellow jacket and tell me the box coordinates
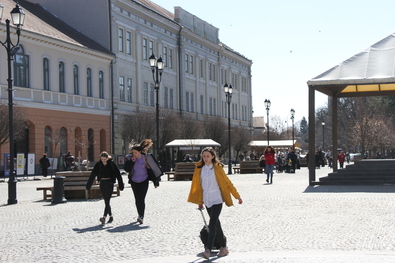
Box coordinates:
[188,147,243,260]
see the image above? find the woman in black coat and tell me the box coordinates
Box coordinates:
[86,151,124,224]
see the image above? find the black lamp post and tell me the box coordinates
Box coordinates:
[224,83,233,175]
[0,3,25,205]
[264,99,271,145]
[322,120,325,150]
[290,109,295,151]
[149,54,164,162]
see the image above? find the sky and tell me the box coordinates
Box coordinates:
[152,0,395,124]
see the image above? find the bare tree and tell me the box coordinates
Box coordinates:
[232,126,252,162]
[202,116,228,158]
[0,102,28,146]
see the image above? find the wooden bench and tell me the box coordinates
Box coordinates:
[37,171,120,200]
[36,186,53,200]
[174,162,196,180]
[165,171,175,181]
[240,161,263,174]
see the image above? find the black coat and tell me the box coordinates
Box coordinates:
[86,158,124,190]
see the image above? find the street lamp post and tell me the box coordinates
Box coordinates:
[149,54,164,162]
[0,3,25,205]
[290,109,295,151]
[224,83,233,175]
[264,99,271,145]
[322,120,325,150]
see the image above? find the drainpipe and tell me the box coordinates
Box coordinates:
[177,26,183,115]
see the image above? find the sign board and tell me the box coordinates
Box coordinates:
[3,153,10,177]
[27,153,35,175]
[17,153,25,175]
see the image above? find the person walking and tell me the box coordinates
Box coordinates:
[86,151,124,224]
[264,146,276,183]
[124,139,162,225]
[39,153,51,177]
[188,147,243,260]
[287,149,298,173]
[338,150,346,169]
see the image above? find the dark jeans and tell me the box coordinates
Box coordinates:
[340,162,344,168]
[206,203,226,250]
[100,180,114,217]
[42,168,48,177]
[130,179,149,218]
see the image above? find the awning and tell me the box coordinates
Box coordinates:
[165,139,220,148]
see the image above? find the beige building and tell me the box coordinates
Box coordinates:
[0,0,114,173]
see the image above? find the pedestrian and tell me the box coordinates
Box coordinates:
[124,139,162,225]
[86,151,124,224]
[318,147,325,167]
[338,150,346,169]
[326,150,333,168]
[187,147,243,259]
[39,153,51,177]
[264,146,276,183]
[258,154,265,173]
[287,149,298,173]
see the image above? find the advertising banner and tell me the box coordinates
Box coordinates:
[27,153,35,175]
[17,153,25,176]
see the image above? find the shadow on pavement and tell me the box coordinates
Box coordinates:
[72,224,111,233]
[107,222,149,233]
[304,185,395,193]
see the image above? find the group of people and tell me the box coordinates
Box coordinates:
[308,148,348,169]
[85,139,243,260]
[258,147,300,183]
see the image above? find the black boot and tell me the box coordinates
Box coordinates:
[270,174,273,184]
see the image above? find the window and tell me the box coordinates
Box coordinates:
[186,92,189,111]
[126,31,131,55]
[43,58,50,90]
[200,59,204,78]
[127,78,132,102]
[119,76,125,101]
[213,98,216,116]
[185,54,189,73]
[118,28,124,52]
[209,63,212,81]
[169,49,173,69]
[164,87,168,108]
[200,95,204,114]
[87,68,92,97]
[163,47,168,67]
[222,68,227,85]
[14,46,29,87]
[143,38,148,60]
[73,65,79,95]
[190,93,194,113]
[149,41,153,58]
[88,128,94,161]
[59,62,65,93]
[150,84,154,107]
[144,82,148,105]
[170,88,174,109]
[99,70,104,99]
[190,56,194,75]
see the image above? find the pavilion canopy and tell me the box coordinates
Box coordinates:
[249,140,300,149]
[307,31,395,98]
[165,139,220,148]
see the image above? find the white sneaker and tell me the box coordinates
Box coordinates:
[137,216,143,224]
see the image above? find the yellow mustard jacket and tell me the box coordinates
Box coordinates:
[187,162,241,207]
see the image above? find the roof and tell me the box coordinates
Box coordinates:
[249,140,300,148]
[165,139,220,147]
[133,0,175,20]
[15,0,113,56]
[307,31,395,97]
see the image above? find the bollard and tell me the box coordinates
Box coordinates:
[52,176,67,204]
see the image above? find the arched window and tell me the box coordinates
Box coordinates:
[45,126,52,157]
[99,70,104,99]
[73,65,79,95]
[87,68,92,97]
[14,45,29,87]
[43,58,50,90]
[60,127,67,155]
[88,128,94,161]
[59,62,65,93]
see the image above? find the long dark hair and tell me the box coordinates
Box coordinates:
[265,146,275,154]
[131,139,153,153]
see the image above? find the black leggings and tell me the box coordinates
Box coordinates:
[206,203,226,250]
[100,180,114,217]
[130,179,149,218]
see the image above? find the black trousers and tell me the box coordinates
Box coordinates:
[206,203,226,250]
[100,180,114,217]
[130,179,149,218]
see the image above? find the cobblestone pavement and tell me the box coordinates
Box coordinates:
[1,167,395,263]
